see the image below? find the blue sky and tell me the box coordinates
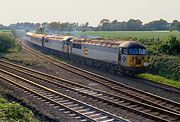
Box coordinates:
[1,0,180,26]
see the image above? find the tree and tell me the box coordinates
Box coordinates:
[79,22,89,31]
[170,20,179,30]
[99,19,111,31]
[36,27,45,34]
[35,23,41,29]
[143,19,168,30]
[159,35,180,55]
[99,19,110,25]
[47,21,61,33]
[60,22,78,31]
[176,23,180,31]
[42,22,48,28]
[0,33,16,52]
[126,19,142,31]
[110,20,119,31]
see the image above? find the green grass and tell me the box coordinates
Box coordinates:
[0,97,38,122]
[0,30,11,32]
[137,73,180,88]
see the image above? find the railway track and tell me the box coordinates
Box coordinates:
[22,40,180,110]
[1,60,180,121]
[17,38,180,95]
[0,68,129,122]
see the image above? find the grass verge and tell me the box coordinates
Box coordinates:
[137,73,180,88]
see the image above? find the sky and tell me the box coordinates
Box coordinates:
[0,0,180,26]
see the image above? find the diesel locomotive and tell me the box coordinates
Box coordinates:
[26,32,149,75]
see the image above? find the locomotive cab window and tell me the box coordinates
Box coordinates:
[128,48,147,55]
[139,48,147,54]
[122,48,128,55]
[128,48,138,55]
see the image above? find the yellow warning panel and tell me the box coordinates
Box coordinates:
[84,48,88,55]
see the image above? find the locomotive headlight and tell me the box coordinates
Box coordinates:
[144,62,149,66]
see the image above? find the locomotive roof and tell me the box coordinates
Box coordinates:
[26,32,46,38]
[26,33,145,49]
[73,38,145,48]
[72,38,124,48]
[119,41,146,48]
[26,32,72,41]
[44,35,72,41]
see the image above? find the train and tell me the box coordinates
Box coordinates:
[26,32,149,75]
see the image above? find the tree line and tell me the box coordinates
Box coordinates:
[1,19,180,32]
[96,19,180,31]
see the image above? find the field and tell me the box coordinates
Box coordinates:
[0,30,11,32]
[76,31,180,53]
[77,31,180,40]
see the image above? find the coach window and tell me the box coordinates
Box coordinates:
[72,43,82,49]
[44,39,49,43]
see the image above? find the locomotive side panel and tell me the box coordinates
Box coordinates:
[26,35,32,42]
[32,37,42,46]
[85,45,119,64]
[44,39,64,51]
[72,43,119,64]
[72,43,83,56]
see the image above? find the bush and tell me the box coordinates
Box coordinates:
[159,35,180,55]
[0,33,16,52]
[0,97,37,122]
[149,54,180,81]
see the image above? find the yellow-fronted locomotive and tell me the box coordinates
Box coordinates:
[26,32,149,75]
